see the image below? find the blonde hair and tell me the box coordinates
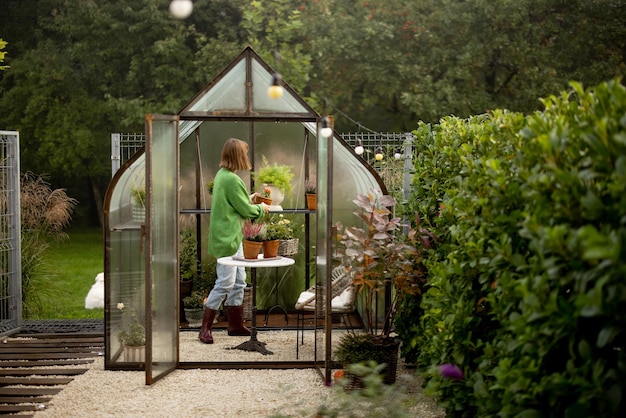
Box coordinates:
[220,138,251,171]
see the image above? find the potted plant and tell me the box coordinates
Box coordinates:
[116,303,146,362]
[183,291,206,327]
[261,214,292,258]
[333,189,439,385]
[242,219,266,259]
[254,187,273,205]
[206,178,214,195]
[264,214,298,256]
[253,155,294,207]
[305,176,316,210]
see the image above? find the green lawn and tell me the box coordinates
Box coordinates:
[38,227,104,319]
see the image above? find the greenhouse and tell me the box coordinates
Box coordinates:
[103,47,385,385]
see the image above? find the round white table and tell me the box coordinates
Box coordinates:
[217,255,295,355]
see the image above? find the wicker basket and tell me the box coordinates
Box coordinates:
[277,238,299,256]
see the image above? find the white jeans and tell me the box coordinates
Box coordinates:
[205,244,246,309]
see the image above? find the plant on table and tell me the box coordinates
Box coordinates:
[242,218,266,242]
[262,214,295,241]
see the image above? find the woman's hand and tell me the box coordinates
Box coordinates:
[249,192,258,203]
[261,202,270,213]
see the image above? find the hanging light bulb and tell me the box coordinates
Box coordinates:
[169,0,193,19]
[354,139,364,155]
[320,116,333,138]
[394,147,403,159]
[267,73,284,99]
[375,146,384,161]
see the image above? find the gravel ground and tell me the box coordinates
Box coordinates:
[33,331,445,418]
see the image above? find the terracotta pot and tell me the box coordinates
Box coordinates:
[254,195,272,205]
[305,193,316,210]
[262,239,279,258]
[243,240,263,259]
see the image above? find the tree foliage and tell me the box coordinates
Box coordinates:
[0,0,624,224]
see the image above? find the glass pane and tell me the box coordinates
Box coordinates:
[106,153,146,369]
[146,115,179,384]
[252,60,310,113]
[189,60,246,112]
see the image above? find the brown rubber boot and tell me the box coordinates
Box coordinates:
[199,308,218,344]
[226,305,251,336]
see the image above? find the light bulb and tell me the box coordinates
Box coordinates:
[267,85,283,99]
[375,146,383,161]
[355,145,364,155]
[320,117,333,138]
[394,147,402,159]
[170,0,193,19]
[267,73,283,99]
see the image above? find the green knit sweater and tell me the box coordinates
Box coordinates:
[207,168,265,258]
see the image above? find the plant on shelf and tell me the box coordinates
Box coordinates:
[253,155,294,195]
[116,303,146,347]
[305,176,317,194]
[261,187,271,198]
[305,176,317,210]
[333,189,439,385]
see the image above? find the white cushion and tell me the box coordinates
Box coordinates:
[296,286,354,311]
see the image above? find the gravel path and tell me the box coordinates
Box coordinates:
[33,331,445,417]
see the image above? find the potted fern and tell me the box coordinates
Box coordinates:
[253,155,294,208]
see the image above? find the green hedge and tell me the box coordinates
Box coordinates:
[400,79,626,417]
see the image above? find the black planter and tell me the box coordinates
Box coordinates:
[342,336,401,389]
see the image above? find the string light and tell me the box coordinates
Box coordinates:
[169,0,193,19]
[375,146,384,161]
[394,147,403,159]
[320,117,333,138]
[354,139,364,155]
[267,73,284,99]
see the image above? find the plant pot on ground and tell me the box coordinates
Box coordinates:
[183,291,206,327]
[333,189,440,386]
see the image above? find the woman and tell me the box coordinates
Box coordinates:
[200,138,270,344]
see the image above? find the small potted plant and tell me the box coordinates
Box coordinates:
[116,303,146,362]
[241,219,266,259]
[253,155,294,208]
[254,187,273,205]
[304,176,317,210]
[333,189,439,386]
[183,291,206,327]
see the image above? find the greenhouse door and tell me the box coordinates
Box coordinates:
[144,114,180,385]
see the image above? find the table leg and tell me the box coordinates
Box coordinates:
[264,268,289,326]
[231,267,273,355]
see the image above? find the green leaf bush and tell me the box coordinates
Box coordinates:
[399,79,626,417]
